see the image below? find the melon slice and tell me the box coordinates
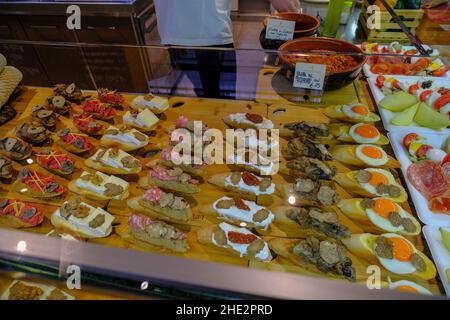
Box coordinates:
[414,102,450,130]
[391,102,419,126]
[379,91,418,112]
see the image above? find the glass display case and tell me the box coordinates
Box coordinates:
[0,0,449,300]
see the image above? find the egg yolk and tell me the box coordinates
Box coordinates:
[362,146,383,159]
[373,198,399,218]
[355,124,379,139]
[390,237,414,262]
[369,171,389,187]
[395,285,418,294]
[351,105,369,116]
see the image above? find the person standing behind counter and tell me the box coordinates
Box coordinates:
[154,0,300,99]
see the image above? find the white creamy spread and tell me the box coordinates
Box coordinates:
[243,134,279,153]
[132,95,169,112]
[212,222,272,261]
[227,113,274,129]
[53,201,114,238]
[224,174,275,195]
[91,148,137,172]
[212,196,274,230]
[1,280,75,300]
[123,108,159,129]
[226,152,277,175]
[104,125,148,146]
[75,171,129,199]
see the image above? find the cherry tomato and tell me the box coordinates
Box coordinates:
[382,47,390,53]
[419,89,433,102]
[371,63,391,74]
[431,65,449,77]
[361,42,368,51]
[403,133,419,149]
[416,144,433,159]
[438,87,450,95]
[372,44,379,53]
[434,94,450,111]
[442,153,450,165]
[391,79,402,90]
[409,58,430,74]
[404,49,418,55]
[408,83,420,94]
[376,75,386,88]
[391,63,409,75]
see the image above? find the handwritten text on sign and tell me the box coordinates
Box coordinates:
[265,19,295,41]
[293,62,326,90]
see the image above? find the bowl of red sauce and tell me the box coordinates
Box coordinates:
[278,37,367,91]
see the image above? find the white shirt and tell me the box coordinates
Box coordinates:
[154,0,233,46]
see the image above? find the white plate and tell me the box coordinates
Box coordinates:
[423,225,450,297]
[367,76,450,134]
[388,130,450,227]
[362,45,449,79]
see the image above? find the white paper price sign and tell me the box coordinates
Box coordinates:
[292,62,326,90]
[265,18,295,41]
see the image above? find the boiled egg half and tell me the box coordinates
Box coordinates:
[355,144,388,166]
[365,198,415,233]
[349,123,381,144]
[389,279,433,296]
[359,168,399,195]
[342,104,370,120]
[375,233,418,275]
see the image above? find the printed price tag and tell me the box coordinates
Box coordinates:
[265,18,295,41]
[292,62,326,90]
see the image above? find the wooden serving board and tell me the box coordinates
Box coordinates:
[0,86,440,295]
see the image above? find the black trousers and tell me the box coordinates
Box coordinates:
[169,43,237,99]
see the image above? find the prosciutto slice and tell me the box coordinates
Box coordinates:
[442,162,450,181]
[407,160,449,200]
[429,191,450,214]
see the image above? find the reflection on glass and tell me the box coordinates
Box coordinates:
[16,240,27,253]
[288,195,296,205]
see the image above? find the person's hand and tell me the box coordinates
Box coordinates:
[270,0,301,12]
